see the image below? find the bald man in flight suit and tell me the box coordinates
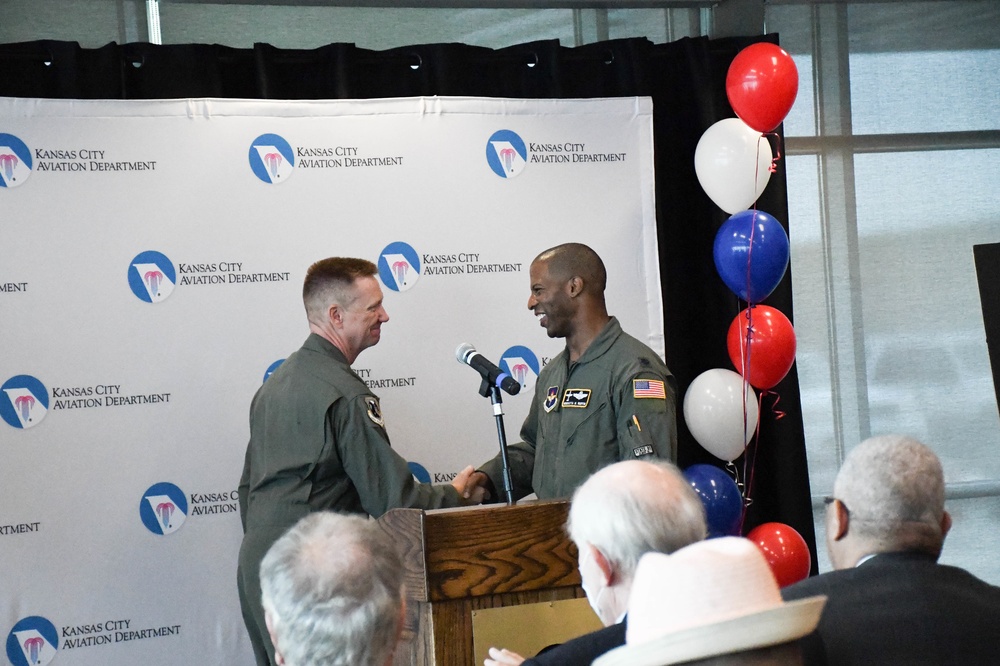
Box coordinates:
[470,243,677,501]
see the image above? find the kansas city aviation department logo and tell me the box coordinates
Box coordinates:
[486,130,528,179]
[408,462,431,483]
[0,375,49,429]
[0,133,33,188]
[128,251,176,303]
[377,242,420,292]
[6,616,58,666]
[500,346,540,393]
[263,359,284,383]
[139,482,188,535]
[249,133,295,184]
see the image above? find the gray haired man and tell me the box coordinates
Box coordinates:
[486,459,707,666]
[783,434,1000,664]
[259,512,404,666]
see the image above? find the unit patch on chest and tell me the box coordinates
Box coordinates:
[561,388,591,408]
[544,386,560,413]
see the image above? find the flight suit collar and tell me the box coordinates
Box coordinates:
[303,332,350,366]
[568,316,623,370]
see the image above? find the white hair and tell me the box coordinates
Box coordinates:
[567,460,707,581]
[260,512,403,666]
[834,434,946,553]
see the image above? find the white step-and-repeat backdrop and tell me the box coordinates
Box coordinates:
[0,95,662,665]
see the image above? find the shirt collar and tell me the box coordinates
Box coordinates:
[569,316,622,367]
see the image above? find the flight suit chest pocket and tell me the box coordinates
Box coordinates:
[563,399,615,456]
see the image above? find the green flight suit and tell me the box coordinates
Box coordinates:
[236,333,461,666]
[480,317,677,501]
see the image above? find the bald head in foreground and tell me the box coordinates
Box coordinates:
[782,434,1000,664]
[486,459,707,666]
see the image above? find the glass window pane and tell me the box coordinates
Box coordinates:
[607,8,704,44]
[940,495,1000,584]
[0,0,122,47]
[786,154,840,493]
[766,5,816,137]
[848,2,1000,134]
[855,149,1000,481]
[159,5,575,50]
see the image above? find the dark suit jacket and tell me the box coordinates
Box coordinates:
[523,620,626,666]
[782,551,1000,665]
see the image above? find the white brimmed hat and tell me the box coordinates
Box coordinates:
[593,537,826,666]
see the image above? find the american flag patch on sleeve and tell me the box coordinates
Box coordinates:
[633,379,666,399]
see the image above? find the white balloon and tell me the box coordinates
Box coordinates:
[683,368,759,461]
[694,118,773,214]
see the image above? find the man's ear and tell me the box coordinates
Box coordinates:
[941,510,952,540]
[265,610,284,666]
[567,276,584,298]
[589,545,614,586]
[832,499,850,541]
[328,303,342,327]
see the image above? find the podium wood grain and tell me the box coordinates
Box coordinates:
[377,501,583,666]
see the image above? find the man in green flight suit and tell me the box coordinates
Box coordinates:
[470,243,677,501]
[237,257,485,666]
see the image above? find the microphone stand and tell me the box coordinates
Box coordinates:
[479,378,515,506]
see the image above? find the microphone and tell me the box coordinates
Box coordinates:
[455,343,521,396]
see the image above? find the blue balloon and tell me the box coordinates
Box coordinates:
[713,210,790,303]
[684,464,744,538]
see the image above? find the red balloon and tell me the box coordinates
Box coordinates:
[726,43,799,133]
[747,522,811,588]
[727,306,796,390]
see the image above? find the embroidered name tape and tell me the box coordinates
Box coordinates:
[562,388,591,408]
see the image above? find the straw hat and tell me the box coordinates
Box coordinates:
[593,537,826,666]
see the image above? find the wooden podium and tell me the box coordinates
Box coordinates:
[377,500,587,666]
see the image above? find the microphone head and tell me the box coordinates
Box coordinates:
[455,342,476,364]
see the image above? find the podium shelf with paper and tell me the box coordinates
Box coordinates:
[377,500,596,666]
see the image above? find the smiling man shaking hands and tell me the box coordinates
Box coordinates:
[470,243,677,502]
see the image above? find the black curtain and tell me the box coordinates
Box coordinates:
[0,36,817,571]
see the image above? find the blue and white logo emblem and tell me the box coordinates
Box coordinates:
[6,616,58,666]
[263,359,285,383]
[249,133,295,184]
[128,250,176,303]
[139,482,188,535]
[408,461,431,483]
[0,375,49,429]
[0,133,33,188]
[377,242,421,292]
[486,130,528,179]
[500,345,540,394]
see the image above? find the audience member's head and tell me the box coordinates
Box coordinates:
[567,459,707,625]
[594,537,826,666]
[826,434,951,569]
[260,511,404,666]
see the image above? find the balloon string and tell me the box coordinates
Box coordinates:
[738,391,766,534]
[761,389,786,420]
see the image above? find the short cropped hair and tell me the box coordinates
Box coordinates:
[567,460,707,580]
[302,257,378,322]
[534,243,607,295]
[834,434,947,553]
[260,512,404,666]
